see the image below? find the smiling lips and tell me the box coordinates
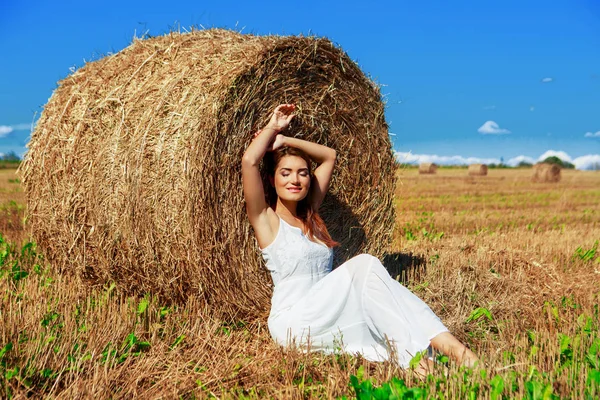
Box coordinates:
[287,187,302,193]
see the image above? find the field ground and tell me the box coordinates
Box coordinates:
[1,167,599,398]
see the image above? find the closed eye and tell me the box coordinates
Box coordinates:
[279,168,310,177]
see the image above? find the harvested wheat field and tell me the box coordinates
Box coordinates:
[1,166,599,398]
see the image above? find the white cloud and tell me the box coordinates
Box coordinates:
[478,120,511,135]
[0,126,12,137]
[541,77,553,83]
[537,150,573,163]
[536,151,600,170]
[506,155,536,166]
[584,131,600,138]
[395,150,600,170]
[573,155,600,170]
[395,151,500,166]
[0,123,31,138]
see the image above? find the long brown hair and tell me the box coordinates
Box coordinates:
[264,146,339,248]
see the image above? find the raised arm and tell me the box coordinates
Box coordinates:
[277,136,336,210]
[242,104,295,231]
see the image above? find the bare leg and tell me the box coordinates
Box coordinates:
[430,332,479,367]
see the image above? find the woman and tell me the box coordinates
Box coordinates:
[242,104,478,370]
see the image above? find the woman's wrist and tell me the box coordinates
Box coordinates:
[262,124,281,134]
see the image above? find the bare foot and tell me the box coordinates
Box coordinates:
[412,358,435,380]
[430,332,480,367]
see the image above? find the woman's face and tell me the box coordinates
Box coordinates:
[272,155,311,202]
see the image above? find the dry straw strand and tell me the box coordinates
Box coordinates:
[21,29,396,320]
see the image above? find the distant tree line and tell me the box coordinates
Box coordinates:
[0,151,21,168]
[486,157,576,169]
[540,156,575,169]
[1,151,21,162]
[399,155,581,170]
[487,163,512,169]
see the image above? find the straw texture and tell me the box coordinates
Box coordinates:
[418,163,437,174]
[532,163,561,183]
[468,164,488,176]
[21,29,396,319]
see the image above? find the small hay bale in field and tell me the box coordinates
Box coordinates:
[532,163,561,183]
[21,29,396,319]
[418,163,437,174]
[468,164,488,176]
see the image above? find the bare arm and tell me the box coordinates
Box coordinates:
[278,136,336,210]
[242,104,295,235]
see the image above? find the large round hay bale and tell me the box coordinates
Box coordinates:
[21,29,395,319]
[468,164,488,176]
[418,162,437,174]
[532,163,561,183]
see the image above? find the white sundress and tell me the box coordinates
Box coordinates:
[261,217,449,367]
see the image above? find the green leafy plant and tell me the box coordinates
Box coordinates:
[466,307,493,323]
[557,334,573,367]
[573,241,599,262]
[170,335,185,350]
[587,339,600,370]
[490,374,505,400]
[100,333,151,365]
[346,375,427,400]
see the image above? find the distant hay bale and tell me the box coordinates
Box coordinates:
[21,29,396,319]
[468,164,488,176]
[532,163,561,183]
[418,163,437,174]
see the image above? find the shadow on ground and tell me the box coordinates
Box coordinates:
[382,252,427,284]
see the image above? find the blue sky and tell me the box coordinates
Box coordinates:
[1,0,599,168]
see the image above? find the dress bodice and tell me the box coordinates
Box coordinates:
[261,217,333,315]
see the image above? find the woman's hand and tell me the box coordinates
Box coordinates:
[251,103,295,148]
[266,104,295,132]
[268,134,286,152]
